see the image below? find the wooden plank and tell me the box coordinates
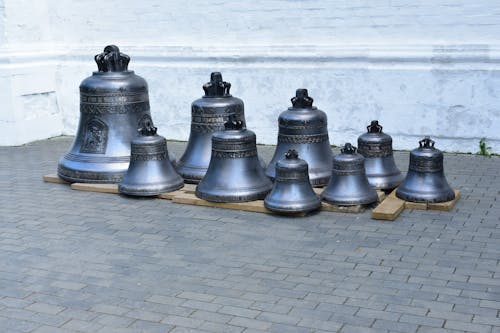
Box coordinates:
[71,183,119,194]
[428,190,461,211]
[171,192,272,214]
[376,190,386,203]
[158,184,196,200]
[321,202,363,213]
[43,174,69,184]
[371,190,405,221]
[405,201,428,210]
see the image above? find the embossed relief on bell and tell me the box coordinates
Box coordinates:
[80,92,150,115]
[277,133,329,144]
[408,155,443,172]
[357,142,393,157]
[80,118,108,154]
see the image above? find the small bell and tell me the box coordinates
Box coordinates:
[357,120,404,190]
[321,143,378,206]
[264,149,321,213]
[176,72,245,184]
[396,137,455,203]
[265,89,333,187]
[58,45,152,183]
[195,117,272,202]
[118,115,184,196]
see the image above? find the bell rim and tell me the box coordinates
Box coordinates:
[264,198,321,213]
[118,181,184,196]
[195,185,272,203]
[395,188,455,203]
[321,193,378,206]
[57,165,125,184]
[366,173,405,190]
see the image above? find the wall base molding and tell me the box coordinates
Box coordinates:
[1,43,499,152]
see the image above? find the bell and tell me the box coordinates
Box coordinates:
[176,72,245,184]
[396,137,455,203]
[195,117,273,202]
[118,115,184,196]
[321,143,378,206]
[264,149,321,213]
[265,89,333,187]
[357,120,404,190]
[58,45,153,183]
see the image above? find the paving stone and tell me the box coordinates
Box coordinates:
[372,319,419,332]
[444,320,493,333]
[160,315,204,328]
[219,305,261,319]
[341,325,389,333]
[0,138,499,333]
[25,302,66,315]
[399,314,445,328]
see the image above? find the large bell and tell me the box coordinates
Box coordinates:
[118,115,184,196]
[396,137,455,203]
[176,72,245,184]
[357,120,404,190]
[195,117,273,202]
[265,89,333,187]
[58,45,152,183]
[264,149,321,213]
[321,143,378,206]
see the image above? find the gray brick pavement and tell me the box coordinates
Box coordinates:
[0,137,498,332]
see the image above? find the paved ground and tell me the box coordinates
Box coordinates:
[0,136,499,333]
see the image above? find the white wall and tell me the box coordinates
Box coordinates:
[1,0,499,153]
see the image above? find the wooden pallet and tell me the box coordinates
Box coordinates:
[371,189,460,221]
[43,173,385,215]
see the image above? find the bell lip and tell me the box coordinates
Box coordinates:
[366,173,405,191]
[118,181,184,196]
[264,199,321,213]
[395,188,455,203]
[175,166,205,184]
[57,165,125,184]
[195,185,272,203]
[321,193,378,206]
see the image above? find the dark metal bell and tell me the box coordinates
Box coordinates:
[266,89,333,187]
[264,149,321,213]
[176,72,245,184]
[119,115,184,196]
[195,117,272,202]
[321,143,378,206]
[358,120,404,190]
[396,137,455,203]
[58,45,153,183]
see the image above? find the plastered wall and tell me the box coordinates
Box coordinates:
[0,0,499,153]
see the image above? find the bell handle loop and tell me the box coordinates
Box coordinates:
[94,45,130,72]
[367,120,383,133]
[137,115,157,136]
[203,72,231,96]
[341,143,357,154]
[291,88,314,108]
[419,136,435,148]
[285,149,299,160]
